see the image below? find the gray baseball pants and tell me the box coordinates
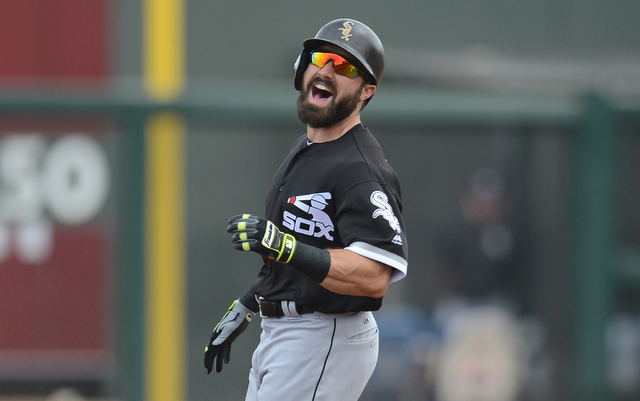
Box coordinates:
[245,310,379,401]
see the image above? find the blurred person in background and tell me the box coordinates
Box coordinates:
[434,168,521,315]
[429,168,529,401]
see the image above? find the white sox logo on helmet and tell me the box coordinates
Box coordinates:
[338,21,354,41]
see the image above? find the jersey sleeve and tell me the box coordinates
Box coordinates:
[335,180,408,282]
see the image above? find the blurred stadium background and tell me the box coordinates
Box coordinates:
[0,1,639,401]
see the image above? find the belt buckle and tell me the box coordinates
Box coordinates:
[258,297,276,319]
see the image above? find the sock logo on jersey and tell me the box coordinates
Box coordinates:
[370,190,403,246]
[283,192,334,240]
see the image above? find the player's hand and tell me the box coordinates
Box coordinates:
[203,299,255,374]
[227,214,296,263]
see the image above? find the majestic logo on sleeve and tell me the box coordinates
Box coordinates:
[370,191,403,245]
[283,192,334,240]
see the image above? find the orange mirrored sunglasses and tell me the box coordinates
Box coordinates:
[310,51,359,78]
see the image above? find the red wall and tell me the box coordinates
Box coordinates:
[0,0,109,82]
[0,117,114,377]
[0,1,112,379]
[0,229,109,350]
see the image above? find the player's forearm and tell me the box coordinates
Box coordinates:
[320,249,391,298]
[227,214,393,297]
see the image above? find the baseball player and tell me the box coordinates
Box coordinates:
[203,18,408,401]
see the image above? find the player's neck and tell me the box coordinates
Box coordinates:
[307,113,361,143]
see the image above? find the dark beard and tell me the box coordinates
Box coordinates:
[297,79,363,128]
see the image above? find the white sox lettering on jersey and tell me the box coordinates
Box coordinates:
[283,192,334,240]
[282,190,403,246]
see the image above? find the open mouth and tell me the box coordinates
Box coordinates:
[311,83,334,103]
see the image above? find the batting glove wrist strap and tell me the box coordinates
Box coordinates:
[203,299,254,374]
[288,240,331,283]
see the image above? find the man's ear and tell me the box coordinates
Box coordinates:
[361,84,377,102]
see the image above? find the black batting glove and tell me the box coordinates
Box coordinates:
[227,214,297,263]
[203,299,255,374]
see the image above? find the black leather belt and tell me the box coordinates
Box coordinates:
[258,299,314,318]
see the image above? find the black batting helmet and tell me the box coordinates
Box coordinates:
[293,18,385,91]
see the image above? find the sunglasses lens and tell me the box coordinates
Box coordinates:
[334,63,358,78]
[310,52,358,78]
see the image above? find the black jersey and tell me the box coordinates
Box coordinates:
[253,124,408,313]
